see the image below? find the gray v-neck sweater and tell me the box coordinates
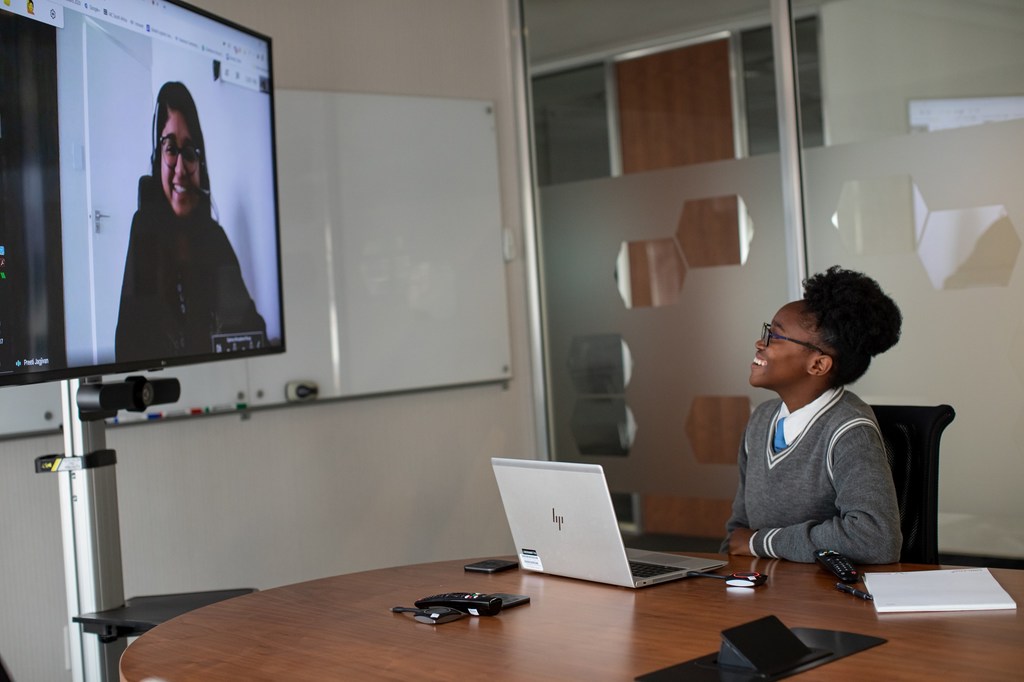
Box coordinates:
[722,388,902,564]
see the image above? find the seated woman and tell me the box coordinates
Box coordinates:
[722,266,903,564]
[116,81,266,364]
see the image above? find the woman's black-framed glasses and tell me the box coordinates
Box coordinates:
[761,322,827,355]
[159,135,203,170]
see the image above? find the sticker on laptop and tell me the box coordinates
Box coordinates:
[519,548,543,571]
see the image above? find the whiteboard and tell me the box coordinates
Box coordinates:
[909,96,1024,133]
[0,90,512,434]
[0,382,62,437]
[249,90,512,403]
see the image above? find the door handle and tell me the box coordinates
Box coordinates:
[94,210,110,233]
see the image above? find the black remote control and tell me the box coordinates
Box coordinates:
[486,592,530,608]
[814,549,860,583]
[414,592,503,616]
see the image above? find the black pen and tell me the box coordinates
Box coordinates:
[835,582,873,600]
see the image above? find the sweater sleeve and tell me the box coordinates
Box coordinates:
[749,419,902,563]
[720,424,752,554]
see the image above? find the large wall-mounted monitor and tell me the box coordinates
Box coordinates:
[0,0,284,388]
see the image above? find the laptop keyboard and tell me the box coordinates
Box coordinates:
[629,561,681,578]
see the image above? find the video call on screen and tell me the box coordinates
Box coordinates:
[0,1,283,386]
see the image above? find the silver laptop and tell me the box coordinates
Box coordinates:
[492,457,725,588]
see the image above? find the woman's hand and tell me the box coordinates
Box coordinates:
[727,527,755,555]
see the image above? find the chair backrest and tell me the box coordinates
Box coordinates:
[870,404,955,565]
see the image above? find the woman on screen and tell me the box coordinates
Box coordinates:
[115,81,266,364]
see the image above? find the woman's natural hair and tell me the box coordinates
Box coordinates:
[802,265,902,387]
[150,81,211,206]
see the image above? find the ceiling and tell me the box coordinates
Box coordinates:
[520,0,1023,68]
[522,0,780,67]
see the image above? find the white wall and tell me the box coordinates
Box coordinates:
[0,2,537,680]
[819,0,1024,145]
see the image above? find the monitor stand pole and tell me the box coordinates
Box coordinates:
[45,375,180,681]
[57,377,125,682]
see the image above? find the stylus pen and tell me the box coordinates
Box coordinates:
[835,582,873,600]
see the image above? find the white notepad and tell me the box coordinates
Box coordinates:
[863,568,1018,613]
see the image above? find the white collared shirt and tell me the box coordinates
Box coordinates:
[775,386,842,447]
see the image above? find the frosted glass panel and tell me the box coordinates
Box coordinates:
[526,0,795,540]
[802,0,1024,559]
[540,154,788,505]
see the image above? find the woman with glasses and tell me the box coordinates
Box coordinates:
[115,81,266,363]
[722,266,903,564]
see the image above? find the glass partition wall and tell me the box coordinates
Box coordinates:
[798,0,1024,563]
[522,0,1024,561]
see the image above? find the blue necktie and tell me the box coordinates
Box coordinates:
[773,417,787,452]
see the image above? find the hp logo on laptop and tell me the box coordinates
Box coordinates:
[552,508,564,530]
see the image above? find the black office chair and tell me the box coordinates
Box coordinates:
[870,404,955,565]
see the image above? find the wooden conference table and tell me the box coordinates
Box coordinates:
[119,554,1023,681]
